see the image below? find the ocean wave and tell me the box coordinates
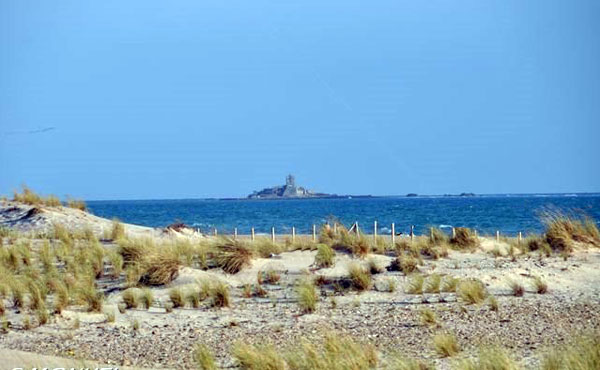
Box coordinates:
[439,224,453,229]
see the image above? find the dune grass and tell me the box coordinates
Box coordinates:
[540,333,600,370]
[111,219,126,240]
[347,263,372,291]
[457,279,487,305]
[450,227,479,250]
[12,185,62,207]
[542,210,600,253]
[314,243,335,268]
[457,346,519,370]
[296,278,318,313]
[433,332,460,357]
[423,274,441,294]
[66,198,87,212]
[419,308,438,326]
[405,274,424,295]
[532,276,548,294]
[507,279,525,297]
[209,281,230,308]
[193,343,217,370]
[214,238,253,274]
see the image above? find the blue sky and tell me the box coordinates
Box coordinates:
[1,0,599,200]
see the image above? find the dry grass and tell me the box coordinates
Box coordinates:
[111,219,126,240]
[507,279,524,297]
[423,274,441,294]
[139,253,181,286]
[169,288,185,308]
[296,279,318,313]
[433,332,460,357]
[457,346,519,370]
[140,288,153,309]
[450,227,479,249]
[233,342,285,370]
[77,284,103,312]
[532,276,548,294]
[347,263,372,291]
[193,343,217,370]
[405,274,424,295]
[388,353,433,370]
[214,238,253,274]
[488,296,499,312]
[66,198,87,211]
[441,276,459,293]
[367,257,384,274]
[457,279,487,305]
[540,333,600,370]
[419,308,438,326]
[388,255,419,275]
[209,281,230,308]
[314,244,335,268]
[12,185,62,207]
[542,210,600,253]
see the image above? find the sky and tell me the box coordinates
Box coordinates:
[1,0,599,200]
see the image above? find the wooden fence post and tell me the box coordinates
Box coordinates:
[251,227,255,241]
[333,222,337,234]
[430,227,433,241]
[292,226,296,242]
[271,227,275,243]
[214,228,218,237]
[496,230,500,242]
[312,224,316,242]
[356,222,360,237]
[452,227,456,239]
[234,227,237,240]
[391,223,395,244]
[410,225,414,241]
[518,231,522,245]
[373,221,377,241]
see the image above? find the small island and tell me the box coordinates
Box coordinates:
[248,175,332,199]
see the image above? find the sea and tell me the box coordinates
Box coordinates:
[86,193,600,237]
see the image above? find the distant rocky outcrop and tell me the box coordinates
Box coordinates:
[248,175,331,199]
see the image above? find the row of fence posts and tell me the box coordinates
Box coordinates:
[205,222,525,245]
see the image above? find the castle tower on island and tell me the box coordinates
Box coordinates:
[248,175,324,199]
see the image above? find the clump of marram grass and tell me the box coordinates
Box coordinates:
[232,342,285,370]
[253,237,284,257]
[314,243,335,268]
[450,227,479,249]
[122,288,139,309]
[441,276,459,293]
[77,284,103,312]
[296,278,318,314]
[423,274,441,294]
[532,276,548,294]
[257,269,281,285]
[111,218,126,240]
[347,263,372,291]
[388,254,419,274]
[214,238,253,274]
[209,281,230,308]
[433,332,460,357]
[12,185,62,207]
[285,333,378,369]
[108,252,123,278]
[139,253,181,286]
[193,343,216,370]
[388,353,433,370]
[367,257,384,274]
[405,274,424,295]
[66,198,87,211]
[540,333,600,370]
[507,279,524,297]
[458,346,518,370]
[140,288,153,309]
[104,309,115,323]
[542,210,600,253]
[419,308,438,326]
[457,279,487,304]
[169,288,185,308]
[488,296,499,311]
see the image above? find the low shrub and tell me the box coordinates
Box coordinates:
[314,244,335,268]
[347,263,372,291]
[296,279,318,314]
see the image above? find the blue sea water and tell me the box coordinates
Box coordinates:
[86,194,600,236]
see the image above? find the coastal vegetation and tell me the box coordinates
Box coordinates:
[0,196,599,368]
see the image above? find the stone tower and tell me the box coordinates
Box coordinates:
[286,174,295,187]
